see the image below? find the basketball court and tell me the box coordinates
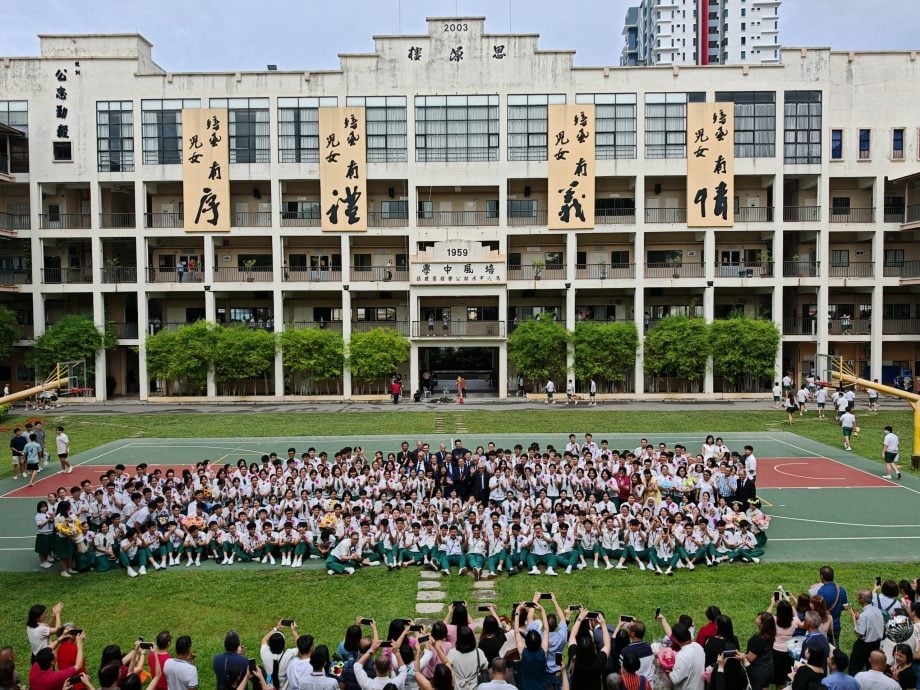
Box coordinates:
[0,431,917,571]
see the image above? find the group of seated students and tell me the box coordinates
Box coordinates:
[33,433,768,579]
[15,568,920,690]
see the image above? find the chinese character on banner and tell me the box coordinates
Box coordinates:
[182,108,231,232]
[320,108,367,231]
[548,105,595,229]
[492,45,506,59]
[686,103,734,227]
[408,46,422,61]
[449,46,464,62]
[52,65,74,149]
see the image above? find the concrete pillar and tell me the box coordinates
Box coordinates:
[273,288,284,398]
[773,175,785,382]
[498,288,508,397]
[342,285,352,399]
[870,229,884,381]
[816,175,830,366]
[633,228,645,394]
[30,181,45,335]
[203,236,216,397]
[703,283,715,395]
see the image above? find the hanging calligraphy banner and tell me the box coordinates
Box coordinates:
[319,107,367,232]
[547,104,595,230]
[182,108,230,232]
[686,103,734,227]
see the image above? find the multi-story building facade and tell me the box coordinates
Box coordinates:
[1,17,918,401]
[623,0,781,66]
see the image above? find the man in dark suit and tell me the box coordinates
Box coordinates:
[470,461,492,504]
[396,440,412,464]
[434,443,450,465]
[452,456,471,500]
[451,439,468,462]
[411,450,433,476]
[734,467,757,506]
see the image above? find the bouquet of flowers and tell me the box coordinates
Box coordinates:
[182,515,206,531]
[750,511,771,531]
[318,512,339,531]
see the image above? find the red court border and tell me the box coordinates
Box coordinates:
[757,457,895,489]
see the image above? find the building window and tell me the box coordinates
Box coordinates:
[831,197,850,217]
[278,97,335,163]
[647,249,683,265]
[210,98,270,164]
[883,303,910,320]
[346,96,407,162]
[53,142,72,162]
[96,101,134,172]
[645,93,703,159]
[858,129,871,159]
[884,249,904,267]
[892,128,904,160]
[715,91,775,158]
[507,94,565,161]
[380,200,408,219]
[509,199,538,218]
[414,95,499,162]
[576,93,637,159]
[830,129,843,160]
[831,249,850,267]
[141,99,199,165]
[281,200,320,221]
[0,100,29,173]
[783,91,822,164]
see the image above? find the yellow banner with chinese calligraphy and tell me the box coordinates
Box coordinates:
[182,108,230,232]
[547,104,595,230]
[319,107,367,232]
[686,103,734,227]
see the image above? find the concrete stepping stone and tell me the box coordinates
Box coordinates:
[472,589,496,601]
[418,580,441,590]
[473,580,495,589]
[416,603,445,614]
[420,571,443,579]
[417,590,446,601]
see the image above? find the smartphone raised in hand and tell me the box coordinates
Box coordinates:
[555,653,564,666]
[409,625,424,632]
[417,635,430,643]
[539,593,554,600]
[773,591,781,603]
[568,605,581,612]
[248,659,258,673]
[379,641,393,648]
[478,605,492,612]
[280,619,295,627]
[360,618,374,625]
[586,612,599,620]
[139,642,154,650]
[875,576,882,587]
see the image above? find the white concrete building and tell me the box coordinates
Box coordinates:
[623,0,781,66]
[1,17,919,401]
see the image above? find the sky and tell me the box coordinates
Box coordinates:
[3,0,919,71]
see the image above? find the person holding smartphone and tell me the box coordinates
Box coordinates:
[29,630,85,690]
[567,607,611,690]
[259,621,298,690]
[514,602,549,690]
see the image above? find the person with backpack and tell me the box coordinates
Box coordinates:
[871,581,901,624]
[259,623,299,690]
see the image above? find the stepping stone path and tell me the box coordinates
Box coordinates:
[416,570,446,614]
[417,580,441,590]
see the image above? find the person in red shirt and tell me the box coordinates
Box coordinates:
[696,606,722,646]
[147,632,172,690]
[29,632,85,690]
[55,627,86,690]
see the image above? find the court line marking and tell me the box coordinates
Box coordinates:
[0,443,132,498]
[758,486,899,490]
[770,515,920,528]
[767,437,920,497]
[770,536,920,542]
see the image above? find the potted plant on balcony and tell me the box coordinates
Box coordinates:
[531,259,545,280]
[243,258,257,282]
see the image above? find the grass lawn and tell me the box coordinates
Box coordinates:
[0,407,914,481]
[1,562,916,690]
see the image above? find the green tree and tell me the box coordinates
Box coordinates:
[144,321,217,395]
[573,321,638,387]
[0,305,19,364]
[644,316,710,392]
[29,315,115,379]
[347,328,410,394]
[214,325,277,395]
[710,315,780,391]
[507,313,569,391]
[280,327,344,395]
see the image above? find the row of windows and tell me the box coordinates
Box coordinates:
[831,127,909,162]
[1,91,827,170]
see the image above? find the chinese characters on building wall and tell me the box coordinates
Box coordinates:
[182,108,230,232]
[319,107,367,231]
[686,103,734,227]
[547,104,595,230]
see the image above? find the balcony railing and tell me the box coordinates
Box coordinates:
[829,207,875,223]
[884,205,905,223]
[39,213,90,229]
[507,264,566,281]
[221,320,275,331]
[895,260,920,279]
[645,208,687,223]
[828,318,870,335]
[883,263,904,278]
[596,208,636,224]
[828,262,874,278]
[41,267,93,284]
[783,318,818,336]
[783,260,820,277]
[213,266,273,282]
[351,320,410,335]
[145,212,184,228]
[0,269,31,285]
[734,206,774,222]
[147,321,196,335]
[575,263,636,279]
[101,266,138,283]
[368,211,410,228]
[111,322,139,339]
[232,211,272,227]
[644,262,705,278]
[282,266,342,283]
[417,211,499,227]
[883,318,920,335]
[0,152,8,177]
[147,267,205,283]
[284,321,344,333]
[906,204,920,224]
[714,262,774,278]
[99,212,136,229]
[783,206,820,222]
[412,320,505,337]
[350,266,409,282]
[16,324,34,340]
[280,212,321,228]
[0,212,30,231]
[507,210,549,226]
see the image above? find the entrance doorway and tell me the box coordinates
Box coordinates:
[419,347,498,398]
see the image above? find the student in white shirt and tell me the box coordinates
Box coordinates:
[840,411,857,451]
[815,385,827,419]
[882,426,901,480]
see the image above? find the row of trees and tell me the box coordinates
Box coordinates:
[147,322,409,395]
[509,314,780,393]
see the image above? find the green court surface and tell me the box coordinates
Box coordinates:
[1,431,918,571]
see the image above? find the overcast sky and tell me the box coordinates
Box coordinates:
[3,0,918,71]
